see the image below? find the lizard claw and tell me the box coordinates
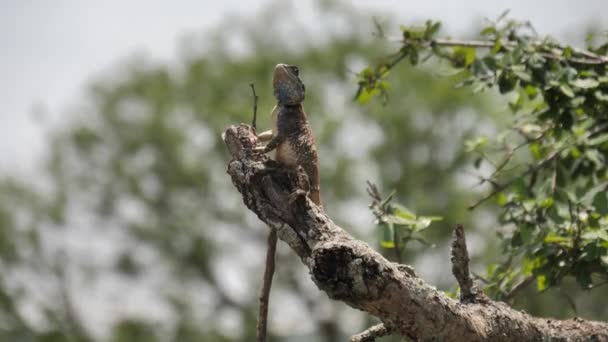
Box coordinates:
[288,189,308,204]
[252,146,267,154]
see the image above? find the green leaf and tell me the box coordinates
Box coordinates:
[412,216,442,232]
[594,90,608,102]
[523,200,536,212]
[481,26,496,36]
[414,217,432,231]
[523,257,542,276]
[513,70,532,82]
[537,274,548,291]
[464,136,487,152]
[601,255,608,267]
[496,192,508,206]
[544,234,572,246]
[529,142,542,159]
[539,197,554,209]
[453,47,476,67]
[570,146,582,158]
[525,85,538,99]
[593,191,608,215]
[387,215,416,226]
[381,222,395,248]
[559,84,575,98]
[393,204,416,220]
[356,87,377,104]
[424,21,441,39]
[585,149,604,167]
[587,134,608,146]
[571,78,599,89]
[409,47,419,65]
[498,72,517,94]
[581,229,608,242]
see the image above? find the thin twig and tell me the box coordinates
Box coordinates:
[502,276,534,301]
[472,272,490,284]
[250,83,259,131]
[468,149,561,210]
[559,287,578,316]
[589,278,608,290]
[350,323,391,342]
[256,229,278,342]
[387,37,608,65]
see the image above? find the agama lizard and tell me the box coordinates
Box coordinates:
[255,64,322,206]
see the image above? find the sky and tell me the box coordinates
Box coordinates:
[0,0,606,177]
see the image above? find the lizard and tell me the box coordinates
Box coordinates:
[255,63,322,207]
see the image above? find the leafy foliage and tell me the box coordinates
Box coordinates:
[358,14,608,298]
[366,182,441,260]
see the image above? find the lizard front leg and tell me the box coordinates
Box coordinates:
[257,130,273,142]
[254,134,284,154]
[288,165,311,204]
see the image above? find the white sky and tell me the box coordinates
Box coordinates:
[0,0,606,176]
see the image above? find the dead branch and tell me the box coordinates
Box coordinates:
[223,124,608,341]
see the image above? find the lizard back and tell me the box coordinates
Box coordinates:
[274,104,321,205]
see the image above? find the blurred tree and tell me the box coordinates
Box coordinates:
[0,1,605,341]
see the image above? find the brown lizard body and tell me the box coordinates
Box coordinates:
[256,64,321,206]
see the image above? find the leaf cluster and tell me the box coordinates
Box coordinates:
[360,14,608,297]
[366,182,441,262]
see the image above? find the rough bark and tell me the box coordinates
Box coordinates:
[223,124,608,342]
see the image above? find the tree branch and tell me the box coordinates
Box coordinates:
[388,37,608,65]
[223,124,608,341]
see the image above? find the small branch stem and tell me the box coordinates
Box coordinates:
[256,229,278,342]
[451,224,477,303]
[468,149,561,210]
[388,37,608,65]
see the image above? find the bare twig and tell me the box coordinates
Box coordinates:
[250,83,259,131]
[256,229,278,342]
[502,276,534,302]
[350,323,391,342]
[468,149,561,210]
[451,224,477,303]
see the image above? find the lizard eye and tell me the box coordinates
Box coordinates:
[289,66,300,76]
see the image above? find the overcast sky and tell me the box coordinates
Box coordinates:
[1,0,606,176]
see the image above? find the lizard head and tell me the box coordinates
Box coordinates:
[273,63,305,105]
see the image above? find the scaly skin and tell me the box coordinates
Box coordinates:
[256,64,321,206]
